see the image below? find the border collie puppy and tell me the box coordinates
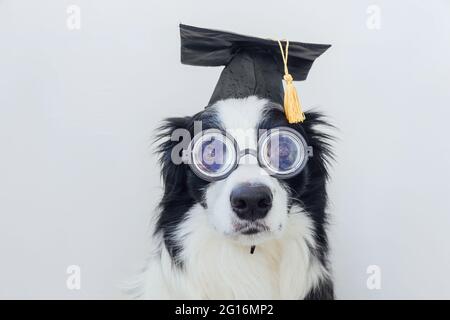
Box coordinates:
[136,96,334,299]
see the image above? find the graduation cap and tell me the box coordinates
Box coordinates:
[180,24,331,123]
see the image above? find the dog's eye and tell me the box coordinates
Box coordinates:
[190,131,237,180]
[200,138,227,172]
[267,135,299,171]
[259,129,307,176]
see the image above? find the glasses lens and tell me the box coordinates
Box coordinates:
[191,131,236,179]
[260,129,306,176]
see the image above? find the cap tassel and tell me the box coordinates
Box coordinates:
[278,40,305,123]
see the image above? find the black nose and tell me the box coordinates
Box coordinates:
[230,184,273,221]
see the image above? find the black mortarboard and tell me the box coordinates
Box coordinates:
[180,24,331,123]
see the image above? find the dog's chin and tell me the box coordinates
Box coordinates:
[230,231,275,246]
[219,222,284,246]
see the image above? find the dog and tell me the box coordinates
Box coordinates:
[135,96,334,299]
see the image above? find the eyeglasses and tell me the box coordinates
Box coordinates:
[182,127,313,181]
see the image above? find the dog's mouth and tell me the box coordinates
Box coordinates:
[226,220,280,249]
[233,221,270,235]
[241,227,261,235]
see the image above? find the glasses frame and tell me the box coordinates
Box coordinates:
[182,127,313,182]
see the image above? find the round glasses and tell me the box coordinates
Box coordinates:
[182,127,313,181]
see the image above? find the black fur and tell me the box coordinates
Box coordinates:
[154,103,335,299]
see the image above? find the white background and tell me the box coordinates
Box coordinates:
[1,0,450,299]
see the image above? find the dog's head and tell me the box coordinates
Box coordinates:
[156,96,333,251]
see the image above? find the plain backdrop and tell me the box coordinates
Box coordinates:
[1,0,450,299]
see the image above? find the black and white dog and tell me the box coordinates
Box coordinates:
[137,96,334,299]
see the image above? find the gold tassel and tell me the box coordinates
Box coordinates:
[278,40,305,123]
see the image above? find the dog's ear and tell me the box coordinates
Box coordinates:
[301,111,335,181]
[294,111,335,214]
[155,116,192,198]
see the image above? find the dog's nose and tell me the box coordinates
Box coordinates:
[230,184,273,221]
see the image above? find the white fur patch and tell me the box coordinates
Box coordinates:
[139,204,327,299]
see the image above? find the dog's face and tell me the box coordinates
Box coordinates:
[156,96,332,253]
